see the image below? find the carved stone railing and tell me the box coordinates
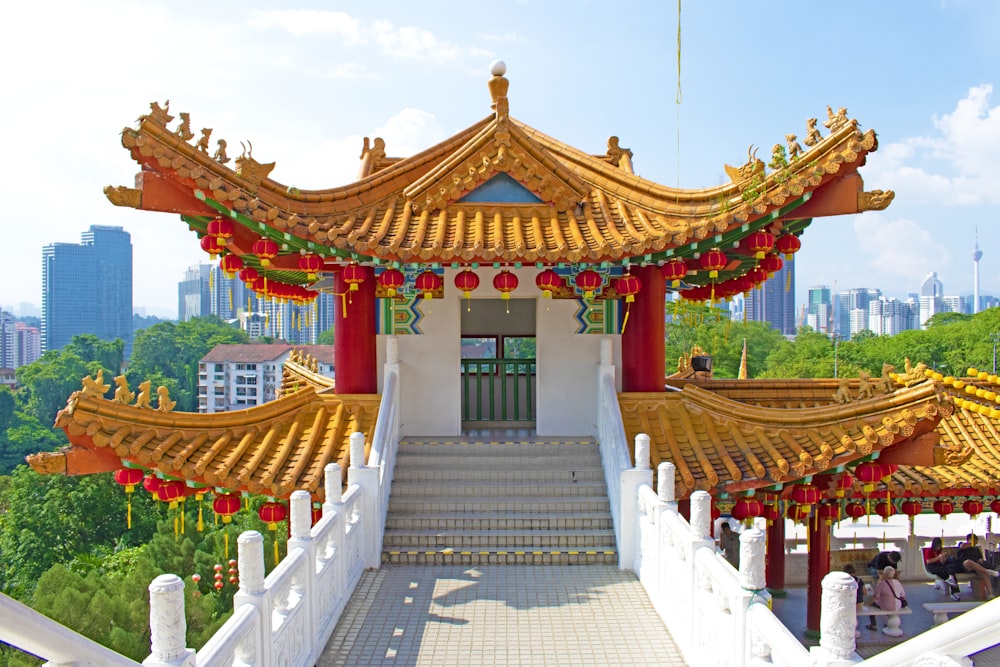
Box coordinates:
[597,336,630,563]
[620,435,1000,666]
[367,335,400,557]
[0,438,383,667]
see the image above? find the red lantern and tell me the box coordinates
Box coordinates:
[493,270,518,301]
[734,274,754,295]
[258,501,288,530]
[791,483,821,507]
[661,259,688,288]
[157,480,187,508]
[854,461,890,494]
[845,502,866,523]
[239,267,259,283]
[759,253,783,277]
[746,267,768,286]
[114,467,144,493]
[830,473,854,498]
[377,268,405,297]
[964,499,984,518]
[933,499,954,519]
[454,269,481,299]
[207,216,235,244]
[699,249,727,279]
[731,498,764,522]
[817,502,841,525]
[415,270,443,298]
[143,474,163,499]
[535,269,562,298]
[342,264,365,292]
[219,254,244,280]
[762,504,780,523]
[615,274,641,304]
[298,253,323,281]
[776,234,802,260]
[991,499,1000,515]
[575,269,603,298]
[213,493,241,524]
[745,231,775,260]
[875,501,896,521]
[786,503,810,522]
[200,234,223,260]
[252,237,279,267]
[900,499,923,518]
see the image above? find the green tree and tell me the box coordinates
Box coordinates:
[128,317,248,412]
[317,327,334,345]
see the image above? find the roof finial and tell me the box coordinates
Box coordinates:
[488,60,509,125]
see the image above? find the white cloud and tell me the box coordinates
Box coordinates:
[852,215,952,283]
[865,85,1000,206]
[246,9,362,41]
[371,20,492,64]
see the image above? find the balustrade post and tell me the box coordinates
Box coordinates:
[287,490,316,652]
[809,571,860,666]
[619,433,653,571]
[233,531,269,666]
[347,432,381,568]
[733,528,766,666]
[688,490,716,654]
[143,575,195,667]
[323,463,347,597]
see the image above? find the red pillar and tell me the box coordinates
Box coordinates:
[334,266,377,394]
[621,265,665,392]
[805,515,831,637]
[766,518,787,597]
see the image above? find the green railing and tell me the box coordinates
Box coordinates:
[460,358,536,422]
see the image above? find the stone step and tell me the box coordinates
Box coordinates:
[382,528,615,549]
[384,512,614,531]
[392,468,606,483]
[387,481,607,497]
[394,452,602,466]
[387,495,612,513]
[381,549,618,566]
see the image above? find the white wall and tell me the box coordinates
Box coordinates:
[377,266,623,437]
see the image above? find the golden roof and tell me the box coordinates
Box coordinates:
[35,364,378,502]
[105,73,891,275]
[620,379,946,498]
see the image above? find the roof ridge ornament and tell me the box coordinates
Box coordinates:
[488,60,510,138]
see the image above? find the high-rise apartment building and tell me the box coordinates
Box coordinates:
[0,312,15,369]
[42,225,133,355]
[806,286,832,333]
[14,322,41,367]
[178,264,213,321]
[745,261,796,336]
[834,288,881,340]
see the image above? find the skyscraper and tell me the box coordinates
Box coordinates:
[178,264,212,321]
[745,261,796,335]
[42,225,133,355]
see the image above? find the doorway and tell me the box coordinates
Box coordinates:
[460,299,536,425]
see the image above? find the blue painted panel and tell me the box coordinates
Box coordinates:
[458,172,543,204]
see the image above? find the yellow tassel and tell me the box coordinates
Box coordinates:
[785,260,792,292]
[127,496,132,530]
[621,303,631,335]
[198,501,204,532]
[224,531,230,560]
[274,536,280,565]
[229,289,233,312]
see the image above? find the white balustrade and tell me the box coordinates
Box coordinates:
[596,336,631,560]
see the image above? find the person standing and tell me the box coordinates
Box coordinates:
[719,522,740,569]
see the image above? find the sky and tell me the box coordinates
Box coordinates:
[2,1,1000,318]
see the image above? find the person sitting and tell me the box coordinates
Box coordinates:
[956,534,999,600]
[868,550,901,580]
[924,537,962,600]
[867,565,907,631]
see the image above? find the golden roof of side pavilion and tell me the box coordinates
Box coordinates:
[105,65,893,284]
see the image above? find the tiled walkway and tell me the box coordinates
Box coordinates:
[317,565,686,666]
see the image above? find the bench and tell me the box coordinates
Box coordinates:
[923,601,985,625]
[858,604,912,637]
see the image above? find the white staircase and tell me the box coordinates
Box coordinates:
[381,436,618,565]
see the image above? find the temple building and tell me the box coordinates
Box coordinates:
[27,62,1000,639]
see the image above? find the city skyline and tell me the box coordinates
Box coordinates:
[3,2,1000,317]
